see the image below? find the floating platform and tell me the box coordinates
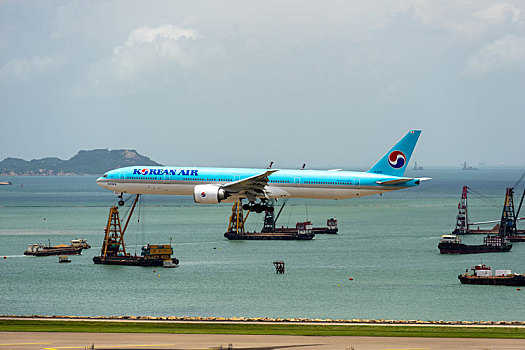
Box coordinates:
[438,235,512,254]
[459,264,525,286]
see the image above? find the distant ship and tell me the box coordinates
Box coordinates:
[0,181,12,185]
[462,161,478,170]
[413,162,424,170]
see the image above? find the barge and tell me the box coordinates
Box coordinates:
[24,239,90,256]
[438,235,512,254]
[225,221,315,240]
[459,264,525,286]
[93,244,179,267]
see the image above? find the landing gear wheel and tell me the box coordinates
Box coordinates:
[242,204,250,211]
[254,204,263,213]
[267,206,274,213]
[118,200,125,206]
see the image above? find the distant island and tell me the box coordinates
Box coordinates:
[0,149,161,176]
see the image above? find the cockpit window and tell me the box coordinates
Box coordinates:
[103,174,108,178]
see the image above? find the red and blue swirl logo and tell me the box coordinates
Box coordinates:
[140,168,149,175]
[388,150,406,169]
[201,192,206,198]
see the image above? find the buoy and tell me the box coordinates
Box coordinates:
[158,275,160,277]
[517,288,521,291]
[153,270,156,273]
[349,277,353,280]
[337,284,340,287]
[3,256,6,259]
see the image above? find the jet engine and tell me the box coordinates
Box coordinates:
[193,184,229,204]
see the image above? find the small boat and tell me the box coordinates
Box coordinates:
[459,264,525,286]
[58,255,71,263]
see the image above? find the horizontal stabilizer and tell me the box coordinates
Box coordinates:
[376,177,431,185]
[376,178,413,185]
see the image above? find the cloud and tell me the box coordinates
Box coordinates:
[472,2,523,26]
[0,55,63,81]
[110,25,198,81]
[464,35,525,74]
[398,1,525,37]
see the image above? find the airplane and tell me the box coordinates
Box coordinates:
[96,129,428,212]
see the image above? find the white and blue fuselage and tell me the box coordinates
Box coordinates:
[97,166,421,200]
[96,130,428,203]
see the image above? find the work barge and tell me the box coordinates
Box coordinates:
[24,239,90,256]
[93,195,179,267]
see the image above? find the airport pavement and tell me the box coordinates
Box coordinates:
[2,332,525,350]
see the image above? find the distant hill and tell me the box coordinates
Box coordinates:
[0,149,161,176]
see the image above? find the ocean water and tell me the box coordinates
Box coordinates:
[0,168,524,322]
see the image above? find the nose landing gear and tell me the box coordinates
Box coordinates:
[117,193,125,206]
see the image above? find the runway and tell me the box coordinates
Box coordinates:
[2,332,525,350]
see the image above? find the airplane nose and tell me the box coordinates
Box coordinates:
[96,177,106,188]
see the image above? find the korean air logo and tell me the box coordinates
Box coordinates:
[140,169,149,175]
[201,192,206,198]
[388,150,406,169]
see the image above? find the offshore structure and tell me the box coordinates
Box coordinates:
[452,186,525,240]
[93,195,179,267]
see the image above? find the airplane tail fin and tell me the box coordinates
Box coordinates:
[367,130,421,177]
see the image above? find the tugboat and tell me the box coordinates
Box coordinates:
[459,264,525,286]
[438,234,512,254]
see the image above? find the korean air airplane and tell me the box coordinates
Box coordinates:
[96,130,428,211]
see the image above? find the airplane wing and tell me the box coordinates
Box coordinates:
[222,169,278,201]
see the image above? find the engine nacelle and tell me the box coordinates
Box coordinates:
[193,184,228,204]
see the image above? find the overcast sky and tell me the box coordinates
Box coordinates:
[1,0,524,169]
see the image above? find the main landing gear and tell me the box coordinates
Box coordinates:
[242,200,274,213]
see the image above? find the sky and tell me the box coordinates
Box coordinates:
[1,0,524,169]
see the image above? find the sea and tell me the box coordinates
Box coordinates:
[0,168,524,322]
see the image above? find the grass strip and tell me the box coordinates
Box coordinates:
[1,320,525,339]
